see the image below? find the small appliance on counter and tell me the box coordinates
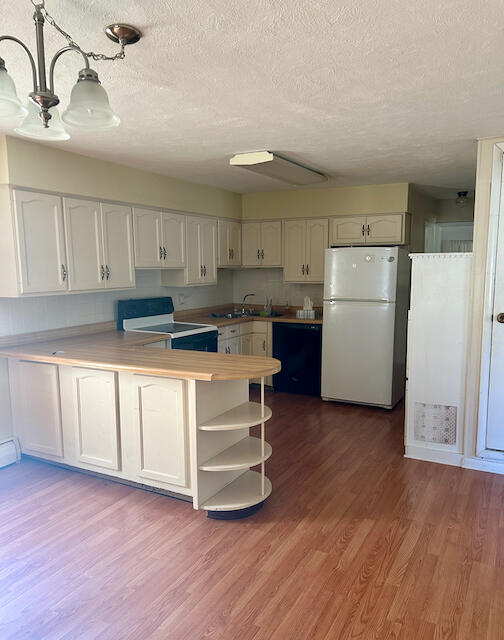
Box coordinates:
[117,296,218,352]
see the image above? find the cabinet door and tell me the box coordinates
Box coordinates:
[330,216,366,245]
[229,221,242,265]
[13,190,67,294]
[101,204,135,289]
[133,208,163,268]
[71,368,120,470]
[283,220,306,281]
[218,338,228,354]
[242,223,262,266]
[261,221,282,266]
[10,360,63,458]
[227,336,240,354]
[306,218,329,282]
[201,218,217,283]
[162,212,185,267]
[240,334,253,355]
[133,375,187,487]
[251,333,267,356]
[63,198,104,291]
[185,216,203,284]
[366,214,403,244]
[218,220,231,267]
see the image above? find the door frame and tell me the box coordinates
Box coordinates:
[465,139,504,463]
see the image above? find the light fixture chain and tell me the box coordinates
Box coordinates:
[39,5,126,61]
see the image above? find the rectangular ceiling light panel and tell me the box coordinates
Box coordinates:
[230,151,327,185]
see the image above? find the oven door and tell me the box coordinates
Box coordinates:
[170,330,218,352]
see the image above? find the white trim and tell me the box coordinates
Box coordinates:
[404,445,463,467]
[462,456,504,475]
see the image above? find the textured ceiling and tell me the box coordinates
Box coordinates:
[1,0,501,193]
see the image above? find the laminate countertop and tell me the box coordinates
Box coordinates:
[174,310,323,328]
[0,330,281,382]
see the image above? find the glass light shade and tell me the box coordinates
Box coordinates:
[15,100,70,141]
[0,68,27,119]
[62,78,120,129]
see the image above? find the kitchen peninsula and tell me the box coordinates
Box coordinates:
[0,327,280,517]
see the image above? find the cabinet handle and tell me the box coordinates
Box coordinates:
[257,248,261,260]
[163,247,167,259]
[261,248,265,259]
[105,265,111,280]
[228,248,231,260]
[200,264,203,277]
[159,246,163,260]
[367,224,370,236]
[61,264,67,282]
[362,224,365,237]
[100,264,105,280]
[203,265,207,276]
[306,264,310,275]
[301,264,305,275]
[263,340,266,351]
[231,248,234,259]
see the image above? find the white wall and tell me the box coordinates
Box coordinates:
[232,268,323,309]
[0,270,234,336]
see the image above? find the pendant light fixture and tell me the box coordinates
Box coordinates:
[0,0,141,140]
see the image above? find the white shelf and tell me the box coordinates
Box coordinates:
[199,436,272,471]
[198,401,272,431]
[201,470,272,511]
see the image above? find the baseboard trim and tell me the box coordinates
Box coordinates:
[462,457,504,475]
[0,440,19,468]
[405,444,463,467]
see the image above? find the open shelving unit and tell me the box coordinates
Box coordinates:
[197,378,272,515]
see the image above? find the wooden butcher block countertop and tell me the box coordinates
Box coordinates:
[0,329,281,382]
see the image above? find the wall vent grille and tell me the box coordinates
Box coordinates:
[414,403,457,445]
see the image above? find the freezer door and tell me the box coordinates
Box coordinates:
[323,246,399,302]
[321,300,395,406]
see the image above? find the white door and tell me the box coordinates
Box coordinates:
[323,246,399,302]
[366,214,403,244]
[305,219,329,282]
[229,221,242,265]
[283,220,306,281]
[261,221,282,266]
[10,360,64,458]
[330,216,365,245]
[133,208,163,268]
[133,375,187,487]
[486,198,504,449]
[162,212,185,267]
[101,204,135,289]
[201,218,217,283]
[13,190,68,294]
[185,216,203,284]
[71,368,120,470]
[242,223,262,266]
[63,198,104,291]
[321,301,396,406]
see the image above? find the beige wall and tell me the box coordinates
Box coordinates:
[241,182,409,219]
[0,137,9,185]
[435,198,474,223]
[407,185,437,253]
[3,136,242,219]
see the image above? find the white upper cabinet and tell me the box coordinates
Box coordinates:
[330,213,409,246]
[218,219,241,267]
[201,217,217,283]
[161,212,185,267]
[166,215,217,286]
[330,216,366,245]
[64,198,135,291]
[63,198,104,291]
[133,208,163,268]
[12,190,68,294]
[242,221,282,266]
[101,204,135,289]
[283,218,328,283]
[133,208,185,268]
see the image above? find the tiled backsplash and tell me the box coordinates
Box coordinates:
[232,269,323,310]
[0,268,323,336]
[0,270,234,336]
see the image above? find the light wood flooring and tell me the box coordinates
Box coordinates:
[1,391,504,639]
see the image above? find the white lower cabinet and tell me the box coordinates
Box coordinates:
[9,360,64,459]
[70,368,120,471]
[131,375,188,487]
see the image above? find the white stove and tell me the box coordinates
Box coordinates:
[118,297,218,352]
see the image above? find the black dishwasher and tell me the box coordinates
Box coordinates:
[273,323,322,395]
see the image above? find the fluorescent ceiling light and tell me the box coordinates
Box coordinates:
[230,151,327,185]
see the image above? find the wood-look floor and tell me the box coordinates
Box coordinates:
[1,392,504,640]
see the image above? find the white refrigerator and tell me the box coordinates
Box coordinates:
[321,246,410,409]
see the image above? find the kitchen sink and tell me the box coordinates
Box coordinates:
[211,311,283,319]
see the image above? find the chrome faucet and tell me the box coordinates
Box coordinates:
[241,293,255,316]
